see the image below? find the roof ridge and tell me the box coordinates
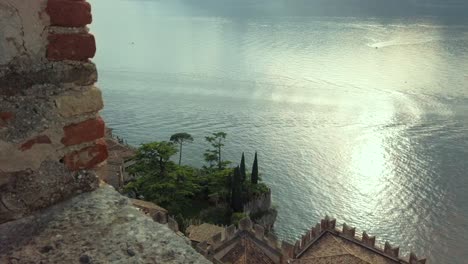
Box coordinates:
[293,216,426,264]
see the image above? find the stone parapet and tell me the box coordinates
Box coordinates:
[0,184,210,264]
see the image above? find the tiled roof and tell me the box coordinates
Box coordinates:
[294,254,370,264]
[197,219,283,264]
[197,217,426,264]
[187,223,225,243]
[220,237,277,264]
[295,232,397,264]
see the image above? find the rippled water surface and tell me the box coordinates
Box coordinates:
[90,1,468,262]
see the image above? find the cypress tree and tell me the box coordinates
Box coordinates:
[231,166,243,212]
[251,152,259,184]
[240,152,246,182]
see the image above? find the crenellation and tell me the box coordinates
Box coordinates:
[320,215,336,231]
[384,241,400,258]
[210,231,223,251]
[290,217,427,263]
[196,216,426,263]
[294,239,302,255]
[409,252,427,264]
[311,223,320,238]
[265,232,280,249]
[225,224,236,240]
[301,232,309,248]
[281,241,294,260]
[341,222,356,238]
[254,223,265,239]
[239,217,253,231]
[361,231,376,247]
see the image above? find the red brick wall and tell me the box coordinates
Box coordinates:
[0,0,107,223]
[45,0,107,171]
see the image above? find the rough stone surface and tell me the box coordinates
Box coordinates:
[55,86,103,117]
[0,161,99,223]
[0,185,211,264]
[0,0,49,67]
[0,61,98,96]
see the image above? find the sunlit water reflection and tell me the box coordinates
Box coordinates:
[90,0,468,262]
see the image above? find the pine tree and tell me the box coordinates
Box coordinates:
[170,132,194,166]
[231,166,243,212]
[251,152,259,184]
[240,152,246,182]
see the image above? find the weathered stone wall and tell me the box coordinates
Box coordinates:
[0,185,211,264]
[0,0,107,223]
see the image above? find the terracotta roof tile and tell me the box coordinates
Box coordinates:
[298,232,399,264]
[220,237,277,264]
[187,223,225,243]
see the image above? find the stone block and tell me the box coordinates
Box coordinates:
[55,86,103,117]
[0,63,97,96]
[47,0,92,27]
[61,117,105,146]
[47,34,96,61]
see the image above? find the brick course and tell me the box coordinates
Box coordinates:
[63,139,108,170]
[47,34,96,61]
[47,0,92,27]
[61,117,105,146]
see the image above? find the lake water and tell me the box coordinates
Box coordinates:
[89,0,468,262]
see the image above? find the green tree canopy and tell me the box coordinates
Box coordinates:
[170,132,194,165]
[204,132,229,170]
[134,141,177,176]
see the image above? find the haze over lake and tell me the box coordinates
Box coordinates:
[90,0,468,262]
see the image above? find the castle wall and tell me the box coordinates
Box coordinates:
[0,0,107,223]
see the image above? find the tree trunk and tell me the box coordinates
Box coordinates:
[218,143,222,170]
[159,157,165,175]
[179,143,182,166]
